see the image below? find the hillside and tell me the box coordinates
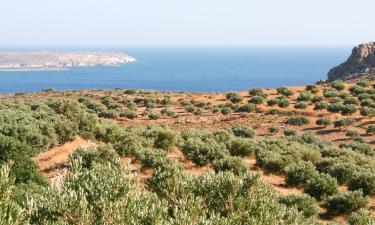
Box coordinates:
[1,80,375,224]
[328,42,375,81]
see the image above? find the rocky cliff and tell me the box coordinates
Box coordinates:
[328,42,375,81]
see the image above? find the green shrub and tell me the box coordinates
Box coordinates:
[226,92,243,103]
[325,191,368,215]
[144,127,179,151]
[327,102,343,113]
[366,125,375,134]
[360,107,375,117]
[311,96,324,103]
[160,96,173,106]
[248,88,267,97]
[228,138,255,157]
[267,98,279,106]
[294,102,308,109]
[237,103,256,112]
[323,89,340,98]
[181,137,227,166]
[356,80,371,88]
[279,194,319,218]
[313,101,329,110]
[212,156,246,175]
[277,98,290,108]
[346,130,360,138]
[360,98,374,107]
[0,134,45,185]
[349,210,375,225]
[305,84,317,91]
[284,129,297,136]
[99,110,119,119]
[221,107,232,115]
[148,111,161,120]
[340,142,373,156]
[160,108,176,117]
[350,85,366,95]
[334,118,355,129]
[124,89,138,94]
[331,80,345,90]
[285,161,318,187]
[277,87,294,97]
[297,92,312,101]
[315,117,332,127]
[285,116,310,126]
[341,104,358,115]
[120,109,138,119]
[304,173,338,200]
[268,126,279,134]
[348,171,375,196]
[231,125,255,138]
[249,96,265,105]
[344,97,360,105]
[70,144,120,169]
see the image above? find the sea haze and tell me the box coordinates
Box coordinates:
[0,47,350,93]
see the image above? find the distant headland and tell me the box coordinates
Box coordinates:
[0,52,136,71]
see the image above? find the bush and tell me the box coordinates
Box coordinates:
[297,92,312,101]
[267,98,279,106]
[181,137,227,166]
[331,80,345,90]
[277,98,290,108]
[356,79,371,87]
[144,127,179,151]
[341,104,358,115]
[334,118,355,129]
[221,107,232,115]
[228,138,255,157]
[279,194,319,218]
[124,89,138,94]
[311,96,324,103]
[344,97,360,105]
[349,210,375,225]
[346,130,360,138]
[313,101,329,110]
[285,116,310,126]
[360,107,375,117]
[212,156,246,175]
[366,125,375,134]
[237,103,256,113]
[294,101,308,109]
[316,117,332,127]
[285,161,318,187]
[325,191,368,215]
[231,125,255,138]
[304,173,338,200]
[248,88,267,97]
[148,111,161,120]
[305,84,317,91]
[348,171,375,196]
[120,109,138,119]
[160,108,176,117]
[284,129,297,136]
[350,85,366,95]
[277,87,294,97]
[327,103,343,113]
[249,96,265,105]
[268,126,279,134]
[323,89,340,98]
[226,92,243,103]
[99,110,119,119]
[160,96,173,106]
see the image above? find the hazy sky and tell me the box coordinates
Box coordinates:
[0,0,374,46]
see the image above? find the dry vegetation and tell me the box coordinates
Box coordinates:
[1,80,375,224]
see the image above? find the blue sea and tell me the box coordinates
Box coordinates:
[0,47,350,93]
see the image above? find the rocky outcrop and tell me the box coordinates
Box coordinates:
[328,42,375,81]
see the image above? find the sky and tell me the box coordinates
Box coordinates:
[0,0,374,47]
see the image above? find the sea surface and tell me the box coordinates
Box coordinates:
[0,47,350,93]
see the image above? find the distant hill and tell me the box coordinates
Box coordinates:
[328,42,375,81]
[0,52,136,71]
